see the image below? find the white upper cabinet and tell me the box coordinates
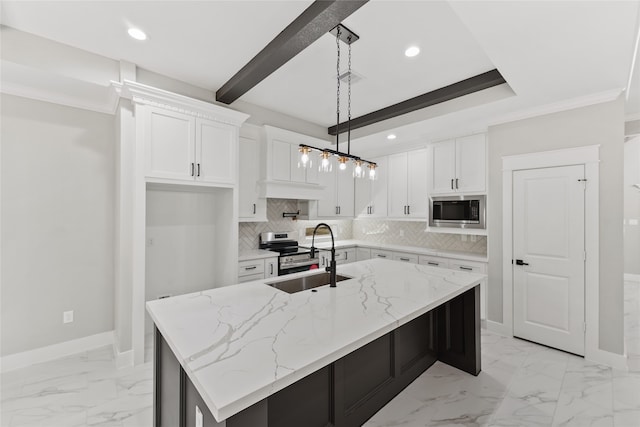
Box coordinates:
[271,139,292,182]
[387,149,428,218]
[355,156,387,218]
[430,134,486,194]
[316,157,354,218]
[196,118,236,185]
[145,107,195,182]
[238,133,267,221]
[142,101,245,187]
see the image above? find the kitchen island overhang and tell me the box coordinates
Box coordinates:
[147,259,485,426]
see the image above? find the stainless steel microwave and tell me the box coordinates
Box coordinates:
[429,195,486,229]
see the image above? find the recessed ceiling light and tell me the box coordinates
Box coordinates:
[405,46,420,57]
[387,134,397,140]
[128,28,147,41]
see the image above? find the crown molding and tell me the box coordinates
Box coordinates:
[113,80,249,126]
[489,88,624,127]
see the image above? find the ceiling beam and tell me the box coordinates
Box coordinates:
[216,0,369,105]
[328,69,507,135]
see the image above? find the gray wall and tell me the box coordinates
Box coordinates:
[487,97,625,355]
[624,136,640,275]
[1,94,115,356]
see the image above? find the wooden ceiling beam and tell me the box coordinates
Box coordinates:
[328,69,507,135]
[216,0,369,105]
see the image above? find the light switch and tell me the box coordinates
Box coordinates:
[195,405,203,427]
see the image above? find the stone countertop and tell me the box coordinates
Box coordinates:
[238,249,277,262]
[146,259,485,422]
[311,239,488,263]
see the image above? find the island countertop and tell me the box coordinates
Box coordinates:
[146,258,485,422]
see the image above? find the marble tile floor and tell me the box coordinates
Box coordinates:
[2,281,639,427]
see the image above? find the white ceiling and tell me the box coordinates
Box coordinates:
[1,0,639,147]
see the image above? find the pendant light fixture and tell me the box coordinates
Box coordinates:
[298,24,377,180]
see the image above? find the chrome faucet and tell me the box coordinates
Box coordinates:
[309,223,337,287]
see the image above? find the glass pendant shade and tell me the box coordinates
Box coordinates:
[298,146,312,169]
[368,163,377,180]
[319,151,332,172]
[338,157,348,171]
[353,160,364,178]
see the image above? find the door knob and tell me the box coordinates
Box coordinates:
[515,259,529,266]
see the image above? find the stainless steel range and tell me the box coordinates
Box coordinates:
[259,232,319,276]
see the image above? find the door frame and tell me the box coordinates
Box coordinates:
[502,145,608,365]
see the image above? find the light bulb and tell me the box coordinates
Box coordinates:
[368,163,377,180]
[301,153,309,164]
[298,146,311,169]
[319,151,332,172]
[339,162,347,170]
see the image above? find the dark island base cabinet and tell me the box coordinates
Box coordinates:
[154,285,481,427]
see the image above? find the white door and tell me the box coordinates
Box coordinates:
[354,176,372,217]
[239,137,259,219]
[317,159,337,217]
[197,118,236,185]
[370,156,388,217]
[271,139,291,181]
[336,168,355,217]
[145,107,195,181]
[513,165,585,355]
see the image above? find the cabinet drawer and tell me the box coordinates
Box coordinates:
[392,252,418,264]
[238,260,265,277]
[371,249,394,260]
[449,260,486,274]
[238,272,265,283]
[418,256,450,269]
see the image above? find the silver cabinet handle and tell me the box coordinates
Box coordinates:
[245,266,257,270]
[451,178,454,190]
[455,178,459,189]
[191,163,195,177]
[345,252,348,260]
[269,263,273,275]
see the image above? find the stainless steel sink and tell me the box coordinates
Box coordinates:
[267,272,351,294]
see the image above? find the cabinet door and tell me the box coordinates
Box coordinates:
[265,258,278,278]
[145,107,195,181]
[356,247,371,261]
[387,152,408,218]
[371,249,394,260]
[317,159,337,217]
[370,156,388,218]
[271,139,291,181]
[455,134,486,193]
[196,118,236,185]
[407,149,428,218]
[393,252,418,264]
[431,140,456,194]
[305,155,320,185]
[418,255,450,269]
[239,137,259,219]
[336,168,355,217]
[354,176,372,218]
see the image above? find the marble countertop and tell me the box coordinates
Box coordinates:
[238,249,277,262]
[311,239,488,263]
[146,259,485,422]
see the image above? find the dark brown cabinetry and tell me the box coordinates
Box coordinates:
[154,285,480,427]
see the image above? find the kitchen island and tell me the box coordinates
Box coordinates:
[147,259,484,427]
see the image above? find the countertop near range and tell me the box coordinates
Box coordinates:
[146,258,485,422]
[238,249,277,261]
[311,239,488,263]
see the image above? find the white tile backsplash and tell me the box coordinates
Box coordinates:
[239,200,487,255]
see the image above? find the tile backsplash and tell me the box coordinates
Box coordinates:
[239,199,487,255]
[239,199,353,251]
[353,219,487,254]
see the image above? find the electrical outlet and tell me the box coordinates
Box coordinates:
[470,234,477,242]
[63,310,74,324]
[461,234,468,242]
[399,229,405,237]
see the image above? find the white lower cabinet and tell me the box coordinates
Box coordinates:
[238,257,278,283]
[356,247,372,261]
[371,249,394,260]
[392,252,418,264]
[418,255,450,269]
[449,260,485,274]
[320,247,356,267]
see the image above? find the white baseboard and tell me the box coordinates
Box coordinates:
[114,349,134,369]
[624,273,640,283]
[485,320,512,337]
[0,331,114,373]
[585,347,628,371]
